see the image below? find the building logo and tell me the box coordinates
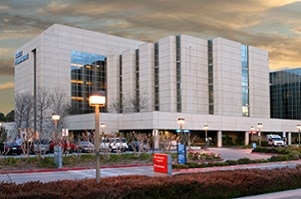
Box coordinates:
[14,51,29,65]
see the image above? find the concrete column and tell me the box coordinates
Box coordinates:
[217,130,222,147]
[245,131,249,146]
[152,129,159,150]
[288,132,292,146]
[282,131,287,146]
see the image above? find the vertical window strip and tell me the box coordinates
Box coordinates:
[241,45,249,117]
[154,42,159,111]
[176,35,182,112]
[119,55,123,113]
[208,40,214,114]
[135,49,140,112]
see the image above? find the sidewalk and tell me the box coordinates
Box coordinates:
[234,188,301,199]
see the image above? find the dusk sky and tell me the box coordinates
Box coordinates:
[1,0,301,115]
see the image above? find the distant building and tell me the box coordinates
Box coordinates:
[14,24,300,147]
[270,68,301,119]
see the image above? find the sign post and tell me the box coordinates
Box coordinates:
[177,143,187,164]
[153,153,172,176]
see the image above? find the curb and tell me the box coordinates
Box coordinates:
[0,163,153,175]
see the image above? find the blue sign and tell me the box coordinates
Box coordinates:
[176,129,190,133]
[177,143,187,164]
[14,51,29,65]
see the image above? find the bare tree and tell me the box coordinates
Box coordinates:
[108,94,148,113]
[14,93,33,130]
[108,98,122,113]
[49,88,69,134]
[159,133,179,153]
[12,88,70,158]
[35,87,51,139]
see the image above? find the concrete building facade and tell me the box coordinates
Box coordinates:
[14,24,300,147]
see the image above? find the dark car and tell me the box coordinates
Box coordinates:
[2,141,23,155]
[128,141,148,152]
[62,141,76,153]
[32,139,51,154]
[78,141,95,153]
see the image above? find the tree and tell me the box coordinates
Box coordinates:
[108,94,148,113]
[49,88,69,139]
[14,93,33,129]
[35,87,51,141]
[12,88,70,158]
[0,112,5,121]
[5,110,14,122]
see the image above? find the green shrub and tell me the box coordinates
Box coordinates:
[237,158,251,164]
[269,155,288,162]
[225,160,237,165]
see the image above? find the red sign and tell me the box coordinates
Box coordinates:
[153,153,169,173]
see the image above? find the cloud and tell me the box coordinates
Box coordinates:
[0,82,14,90]
[0,0,301,73]
[0,60,14,76]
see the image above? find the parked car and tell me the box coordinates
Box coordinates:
[62,141,76,153]
[100,138,128,152]
[2,141,23,155]
[266,134,285,147]
[32,139,51,154]
[128,141,148,152]
[48,140,55,153]
[78,141,95,153]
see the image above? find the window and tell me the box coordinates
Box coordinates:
[70,51,106,114]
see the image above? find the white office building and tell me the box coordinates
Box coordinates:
[14,24,299,147]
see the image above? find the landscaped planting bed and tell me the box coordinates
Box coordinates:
[1,165,301,199]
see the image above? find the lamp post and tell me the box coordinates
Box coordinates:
[177,117,186,164]
[89,90,106,183]
[52,114,61,168]
[177,118,185,144]
[297,124,301,147]
[204,125,208,147]
[52,114,60,142]
[250,126,255,146]
[257,122,263,147]
[100,123,106,137]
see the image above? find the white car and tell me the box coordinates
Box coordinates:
[33,139,50,154]
[266,135,285,147]
[100,138,128,152]
[78,141,95,153]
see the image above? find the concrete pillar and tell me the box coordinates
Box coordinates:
[288,132,292,146]
[245,131,249,146]
[217,130,222,147]
[152,129,159,150]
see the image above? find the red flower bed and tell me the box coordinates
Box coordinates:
[1,165,301,198]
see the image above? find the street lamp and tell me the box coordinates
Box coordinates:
[100,123,106,137]
[177,118,185,144]
[177,117,186,164]
[297,124,301,147]
[257,122,263,147]
[52,114,60,142]
[204,125,209,147]
[250,126,255,146]
[52,113,61,168]
[89,90,106,183]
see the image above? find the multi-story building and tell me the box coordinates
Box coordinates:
[270,68,301,120]
[14,24,300,147]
